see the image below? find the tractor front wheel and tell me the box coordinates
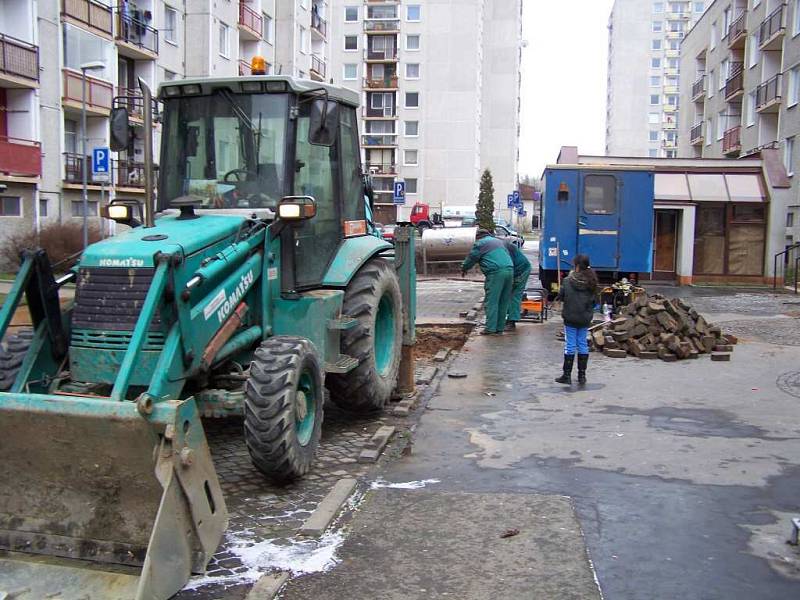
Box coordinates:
[0,330,33,391]
[244,336,324,483]
[328,258,402,413]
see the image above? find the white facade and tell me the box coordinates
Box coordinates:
[606,0,710,158]
[328,0,522,224]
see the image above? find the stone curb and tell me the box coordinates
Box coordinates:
[358,425,396,463]
[299,478,357,537]
[245,572,290,600]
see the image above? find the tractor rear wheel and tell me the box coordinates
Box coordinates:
[244,336,324,483]
[328,258,402,413]
[0,330,33,391]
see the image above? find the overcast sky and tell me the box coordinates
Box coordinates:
[519,0,615,180]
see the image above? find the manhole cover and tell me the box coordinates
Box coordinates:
[777,371,800,399]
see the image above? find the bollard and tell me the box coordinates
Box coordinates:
[394,223,416,396]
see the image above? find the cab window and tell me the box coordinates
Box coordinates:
[583,175,617,215]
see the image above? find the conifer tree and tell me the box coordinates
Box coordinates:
[476,168,496,231]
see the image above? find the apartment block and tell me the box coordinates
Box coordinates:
[328,0,522,224]
[679,0,800,251]
[606,0,709,158]
[0,0,322,262]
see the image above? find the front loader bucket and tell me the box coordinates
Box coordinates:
[0,394,228,600]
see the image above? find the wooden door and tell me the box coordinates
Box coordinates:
[653,210,678,277]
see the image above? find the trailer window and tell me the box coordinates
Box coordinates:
[583,175,617,214]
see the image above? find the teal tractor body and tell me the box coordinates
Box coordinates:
[0,75,415,600]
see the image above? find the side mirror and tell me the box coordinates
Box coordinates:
[308,99,338,146]
[101,198,143,227]
[277,196,317,221]
[109,107,131,151]
[362,172,374,209]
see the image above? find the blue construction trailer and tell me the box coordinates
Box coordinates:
[539,165,655,294]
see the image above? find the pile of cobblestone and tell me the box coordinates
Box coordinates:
[591,293,737,362]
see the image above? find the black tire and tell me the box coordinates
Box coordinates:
[244,336,324,483]
[0,330,33,391]
[327,258,403,413]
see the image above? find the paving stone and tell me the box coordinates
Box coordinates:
[711,352,731,362]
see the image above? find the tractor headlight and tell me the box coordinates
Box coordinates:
[107,204,131,220]
[278,204,301,219]
[277,196,317,221]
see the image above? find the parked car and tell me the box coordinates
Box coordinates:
[382,224,397,243]
[495,225,524,248]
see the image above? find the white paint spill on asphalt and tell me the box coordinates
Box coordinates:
[370,478,441,490]
[183,530,346,590]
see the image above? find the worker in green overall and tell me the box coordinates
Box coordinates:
[504,240,532,330]
[462,229,514,335]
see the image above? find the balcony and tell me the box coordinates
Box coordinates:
[724,62,744,101]
[113,88,159,122]
[113,159,145,189]
[365,48,398,62]
[664,84,679,94]
[238,2,263,40]
[62,69,113,116]
[727,12,746,48]
[665,49,680,58]
[310,55,326,81]
[364,75,398,89]
[690,122,704,145]
[723,125,741,155]
[664,67,679,77]
[63,152,106,184]
[665,11,690,20]
[663,104,678,113]
[759,4,785,51]
[364,19,400,33]
[665,30,684,40]
[115,11,158,59]
[0,136,41,177]
[366,162,397,176]
[239,59,252,76]
[0,34,39,89]
[756,74,781,112]
[663,120,677,130]
[691,75,705,101]
[311,13,327,38]
[62,0,113,37]
[362,133,397,147]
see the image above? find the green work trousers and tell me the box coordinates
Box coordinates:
[507,266,532,322]
[484,267,514,333]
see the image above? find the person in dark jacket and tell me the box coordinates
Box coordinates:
[555,254,598,385]
[462,229,514,335]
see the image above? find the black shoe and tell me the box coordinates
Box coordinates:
[555,355,575,385]
[504,321,517,331]
[480,329,495,335]
[577,354,588,386]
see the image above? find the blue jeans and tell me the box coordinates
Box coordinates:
[564,325,589,356]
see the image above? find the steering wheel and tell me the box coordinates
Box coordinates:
[223,168,256,183]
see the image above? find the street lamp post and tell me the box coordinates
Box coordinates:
[80,61,106,249]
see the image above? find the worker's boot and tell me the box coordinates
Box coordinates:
[555,354,574,385]
[504,321,516,331]
[577,354,589,386]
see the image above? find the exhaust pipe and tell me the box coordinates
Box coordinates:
[138,77,156,228]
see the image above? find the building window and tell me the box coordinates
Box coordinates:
[404,120,419,136]
[668,57,679,69]
[795,0,800,36]
[706,118,713,145]
[405,92,419,108]
[345,6,358,22]
[789,66,800,107]
[787,212,795,227]
[406,63,420,79]
[71,201,98,217]
[785,137,795,176]
[723,7,731,36]
[648,112,660,124]
[650,75,661,86]
[406,5,421,21]
[405,178,418,194]
[164,6,177,44]
[218,23,229,58]
[344,35,358,51]
[404,150,418,165]
[39,198,48,217]
[719,59,728,90]
[694,2,704,12]
[710,21,717,49]
[748,33,759,67]
[654,2,664,13]
[649,130,660,141]
[651,57,662,68]
[0,196,21,216]
[667,94,678,106]
[406,34,420,51]
[717,110,726,140]
[651,39,662,50]
[63,24,113,81]
[343,64,358,80]
[650,94,660,105]
[668,39,680,50]
[264,14,274,44]
[708,69,715,97]
[652,21,663,32]
[299,25,309,54]
[747,91,757,125]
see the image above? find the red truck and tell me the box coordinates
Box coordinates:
[410,202,441,231]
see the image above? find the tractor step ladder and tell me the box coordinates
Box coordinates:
[327,317,359,330]
[325,355,359,374]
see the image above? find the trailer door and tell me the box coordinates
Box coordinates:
[578,173,620,270]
